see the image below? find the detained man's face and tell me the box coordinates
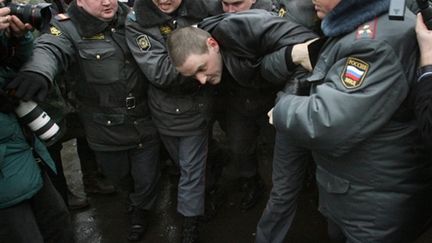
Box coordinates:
[221,0,256,13]
[312,0,341,19]
[152,0,182,14]
[176,38,223,86]
[76,0,118,21]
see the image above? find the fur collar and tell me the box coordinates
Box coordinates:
[321,0,390,37]
[133,0,222,27]
[67,1,128,37]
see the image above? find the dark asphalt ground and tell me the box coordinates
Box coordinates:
[61,129,432,243]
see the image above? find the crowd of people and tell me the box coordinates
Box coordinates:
[1,0,432,243]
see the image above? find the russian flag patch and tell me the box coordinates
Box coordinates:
[340,57,369,89]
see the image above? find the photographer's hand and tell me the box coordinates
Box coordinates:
[0,5,10,30]
[7,71,49,102]
[9,15,32,37]
[416,13,432,66]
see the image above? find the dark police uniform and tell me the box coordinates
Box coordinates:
[125,0,222,218]
[269,1,432,242]
[19,1,160,235]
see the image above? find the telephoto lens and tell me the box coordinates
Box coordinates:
[15,100,60,143]
[8,2,52,31]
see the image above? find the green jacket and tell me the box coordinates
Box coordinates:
[0,32,56,209]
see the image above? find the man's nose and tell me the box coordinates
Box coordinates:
[195,73,207,85]
[226,6,237,13]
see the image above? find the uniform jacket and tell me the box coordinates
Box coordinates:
[272,0,320,32]
[125,0,222,136]
[0,32,56,209]
[199,9,316,105]
[20,2,157,151]
[272,0,432,241]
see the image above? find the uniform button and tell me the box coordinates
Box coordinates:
[125,60,130,64]
[111,28,116,32]
[107,120,111,125]
[138,143,143,148]
[176,108,180,113]
[96,54,101,59]
[133,121,138,125]
[198,103,204,108]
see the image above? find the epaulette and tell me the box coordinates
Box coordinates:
[355,18,377,40]
[54,13,70,21]
[127,11,136,22]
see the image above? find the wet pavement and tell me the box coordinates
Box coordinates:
[61,132,432,243]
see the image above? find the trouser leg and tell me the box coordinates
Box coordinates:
[95,143,160,210]
[160,134,208,217]
[256,132,311,243]
[32,171,74,243]
[0,200,44,243]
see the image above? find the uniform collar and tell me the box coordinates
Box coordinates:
[321,0,390,37]
[67,1,128,37]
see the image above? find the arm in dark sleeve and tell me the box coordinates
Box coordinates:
[19,23,76,83]
[125,19,190,89]
[413,71,432,148]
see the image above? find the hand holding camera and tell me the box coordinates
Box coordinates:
[0,0,51,32]
[7,71,49,102]
[416,14,432,66]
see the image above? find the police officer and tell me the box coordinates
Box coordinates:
[125,0,222,242]
[267,0,432,242]
[7,0,161,241]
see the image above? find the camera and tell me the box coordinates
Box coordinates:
[15,100,60,143]
[0,0,52,31]
[417,0,432,29]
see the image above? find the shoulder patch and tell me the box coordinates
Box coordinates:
[136,34,151,51]
[340,57,369,89]
[50,26,62,36]
[278,6,287,17]
[54,13,70,21]
[355,18,377,40]
[160,24,174,36]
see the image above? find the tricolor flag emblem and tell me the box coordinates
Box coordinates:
[341,57,369,89]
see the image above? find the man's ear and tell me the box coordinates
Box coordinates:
[207,37,219,50]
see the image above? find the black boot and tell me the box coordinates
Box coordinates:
[127,207,149,241]
[181,216,200,243]
[239,175,264,211]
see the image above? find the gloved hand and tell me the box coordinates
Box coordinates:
[291,38,326,71]
[6,71,49,102]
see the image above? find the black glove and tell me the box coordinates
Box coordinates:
[0,89,20,113]
[6,71,49,102]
